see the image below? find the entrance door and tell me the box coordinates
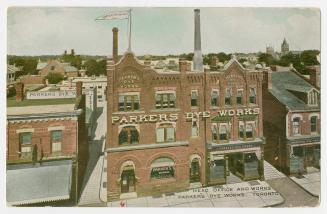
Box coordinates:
[121,169,136,193]
[305,146,315,167]
[190,158,200,182]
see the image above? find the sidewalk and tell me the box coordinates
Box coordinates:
[108,180,284,207]
[290,171,320,197]
[264,161,286,180]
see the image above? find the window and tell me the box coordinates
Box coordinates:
[249,88,256,104]
[310,116,318,133]
[212,124,218,141]
[156,124,175,143]
[19,132,32,145]
[225,88,232,106]
[219,124,228,140]
[245,124,254,139]
[119,126,139,145]
[211,90,219,106]
[212,123,229,142]
[292,117,301,135]
[51,130,62,152]
[308,91,319,106]
[191,119,199,137]
[118,94,140,111]
[237,89,243,105]
[50,66,55,70]
[97,95,102,99]
[191,90,198,107]
[155,93,176,109]
[239,122,245,139]
[239,121,255,140]
[150,157,175,179]
[98,85,102,89]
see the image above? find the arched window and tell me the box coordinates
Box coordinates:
[150,157,175,179]
[119,126,139,145]
[156,123,175,143]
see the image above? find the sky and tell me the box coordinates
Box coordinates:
[7,7,321,56]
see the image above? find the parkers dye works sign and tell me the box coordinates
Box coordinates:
[26,90,76,99]
[112,107,260,124]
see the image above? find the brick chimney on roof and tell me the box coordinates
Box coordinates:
[112,27,119,63]
[15,82,24,102]
[76,81,83,97]
[193,9,203,72]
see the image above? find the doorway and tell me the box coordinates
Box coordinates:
[190,158,200,182]
[121,167,136,193]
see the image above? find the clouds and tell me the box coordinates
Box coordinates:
[7,7,320,56]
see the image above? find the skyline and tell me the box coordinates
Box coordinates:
[7,7,321,56]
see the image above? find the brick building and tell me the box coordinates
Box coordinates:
[106,10,265,200]
[262,69,320,176]
[38,59,79,77]
[6,82,88,205]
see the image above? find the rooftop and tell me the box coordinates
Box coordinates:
[270,71,319,111]
[7,97,76,108]
[7,160,72,206]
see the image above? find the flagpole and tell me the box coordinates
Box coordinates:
[128,9,132,52]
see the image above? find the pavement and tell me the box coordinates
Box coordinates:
[78,103,107,206]
[263,161,287,180]
[290,169,320,197]
[108,180,284,207]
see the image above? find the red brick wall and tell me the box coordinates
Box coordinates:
[19,75,45,85]
[7,119,78,161]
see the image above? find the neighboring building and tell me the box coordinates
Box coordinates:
[38,60,79,77]
[262,69,320,176]
[281,38,289,55]
[266,45,275,56]
[7,64,21,85]
[307,65,321,89]
[6,82,88,205]
[69,76,107,106]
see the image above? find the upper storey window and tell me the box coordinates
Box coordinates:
[156,92,176,109]
[225,88,232,106]
[249,88,256,104]
[236,89,243,105]
[292,117,301,135]
[211,90,219,107]
[310,116,318,133]
[308,90,319,106]
[156,123,175,143]
[119,126,139,145]
[191,90,198,107]
[118,93,140,111]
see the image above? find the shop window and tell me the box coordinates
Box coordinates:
[249,88,256,104]
[118,94,140,111]
[191,119,199,137]
[156,124,175,143]
[155,93,176,109]
[225,88,232,106]
[51,130,62,152]
[211,90,219,106]
[292,117,301,135]
[237,89,243,105]
[119,126,139,145]
[310,116,318,133]
[191,90,198,107]
[293,146,304,158]
[150,157,175,179]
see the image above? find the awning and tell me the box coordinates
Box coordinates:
[7,160,72,206]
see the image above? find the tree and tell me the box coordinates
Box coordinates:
[258,53,276,66]
[46,72,64,84]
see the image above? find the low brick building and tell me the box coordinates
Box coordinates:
[262,69,320,176]
[6,82,88,205]
[38,60,79,77]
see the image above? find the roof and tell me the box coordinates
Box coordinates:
[7,160,72,206]
[64,65,78,72]
[270,71,319,111]
[8,65,21,74]
[7,97,77,108]
[36,62,48,70]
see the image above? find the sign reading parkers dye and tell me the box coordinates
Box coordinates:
[26,90,76,99]
[112,108,260,124]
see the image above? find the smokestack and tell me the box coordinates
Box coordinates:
[15,82,24,102]
[193,9,203,72]
[112,27,119,63]
[76,81,83,97]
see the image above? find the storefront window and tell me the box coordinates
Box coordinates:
[237,89,243,105]
[211,90,219,106]
[119,126,139,145]
[310,116,318,133]
[150,157,175,179]
[249,88,256,104]
[292,117,301,135]
[155,93,176,109]
[191,90,198,107]
[225,88,232,106]
[118,94,140,111]
[156,124,175,143]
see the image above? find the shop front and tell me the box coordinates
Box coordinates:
[207,141,264,185]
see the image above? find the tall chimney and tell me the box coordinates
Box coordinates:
[76,81,83,97]
[193,9,203,72]
[15,82,24,102]
[112,27,119,63]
